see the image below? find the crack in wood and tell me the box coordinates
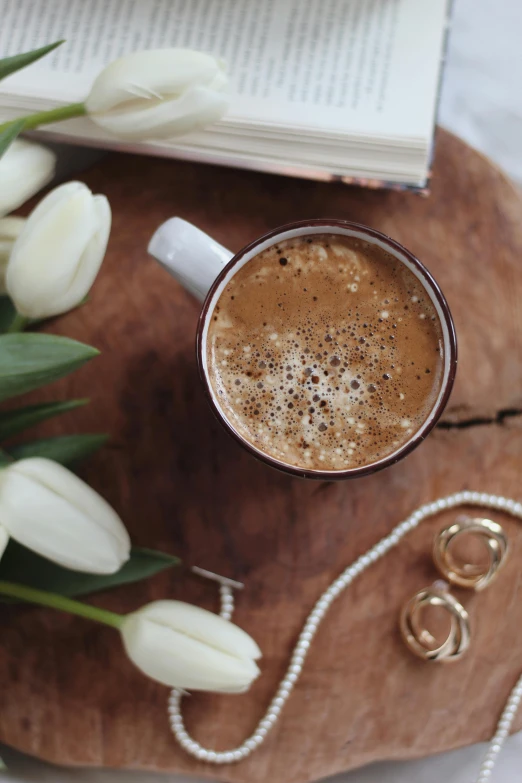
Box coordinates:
[437,408,522,430]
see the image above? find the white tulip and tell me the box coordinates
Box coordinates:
[121,600,261,693]
[0,457,130,573]
[6,181,111,319]
[0,139,56,217]
[0,217,25,293]
[85,49,229,141]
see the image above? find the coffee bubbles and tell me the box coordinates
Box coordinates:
[207,235,444,471]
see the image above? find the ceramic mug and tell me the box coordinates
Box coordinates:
[148,218,457,479]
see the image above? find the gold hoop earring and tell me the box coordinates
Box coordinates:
[400,581,470,662]
[433,516,509,591]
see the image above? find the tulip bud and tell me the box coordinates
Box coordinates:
[0,217,25,293]
[6,181,111,319]
[0,457,130,573]
[0,139,56,217]
[85,49,229,141]
[121,600,261,692]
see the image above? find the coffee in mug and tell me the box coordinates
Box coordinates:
[206,234,444,472]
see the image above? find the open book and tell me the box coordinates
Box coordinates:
[0,0,451,190]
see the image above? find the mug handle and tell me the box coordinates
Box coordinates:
[148,217,234,302]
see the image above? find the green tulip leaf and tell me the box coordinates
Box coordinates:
[0,399,89,441]
[0,40,65,82]
[0,118,24,159]
[7,433,107,465]
[0,333,98,402]
[0,297,17,333]
[0,541,180,598]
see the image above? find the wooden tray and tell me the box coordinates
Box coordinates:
[0,130,521,783]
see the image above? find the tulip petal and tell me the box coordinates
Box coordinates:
[0,140,56,217]
[10,458,129,547]
[86,48,228,141]
[0,473,125,572]
[133,600,261,660]
[91,85,229,141]
[85,49,226,113]
[0,217,25,293]
[0,458,130,573]
[0,525,9,560]
[18,181,85,237]
[8,183,96,288]
[6,182,109,319]
[39,195,111,315]
[121,611,260,692]
[0,473,127,573]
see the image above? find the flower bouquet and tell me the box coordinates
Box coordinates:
[0,39,259,768]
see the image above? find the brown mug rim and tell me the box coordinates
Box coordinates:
[196,219,457,480]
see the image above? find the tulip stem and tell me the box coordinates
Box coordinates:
[6,313,29,333]
[0,102,87,135]
[0,580,124,629]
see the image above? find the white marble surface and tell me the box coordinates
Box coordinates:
[1,0,521,780]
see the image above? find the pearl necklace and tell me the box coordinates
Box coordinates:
[168,491,522,781]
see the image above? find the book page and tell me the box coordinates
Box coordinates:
[0,0,450,139]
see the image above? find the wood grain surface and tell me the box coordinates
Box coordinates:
[0,130,521,782]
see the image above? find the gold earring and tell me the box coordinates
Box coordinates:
[400,581,470,662]
[433,516,509,591]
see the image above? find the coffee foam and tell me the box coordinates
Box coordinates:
[207,235,444,471]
